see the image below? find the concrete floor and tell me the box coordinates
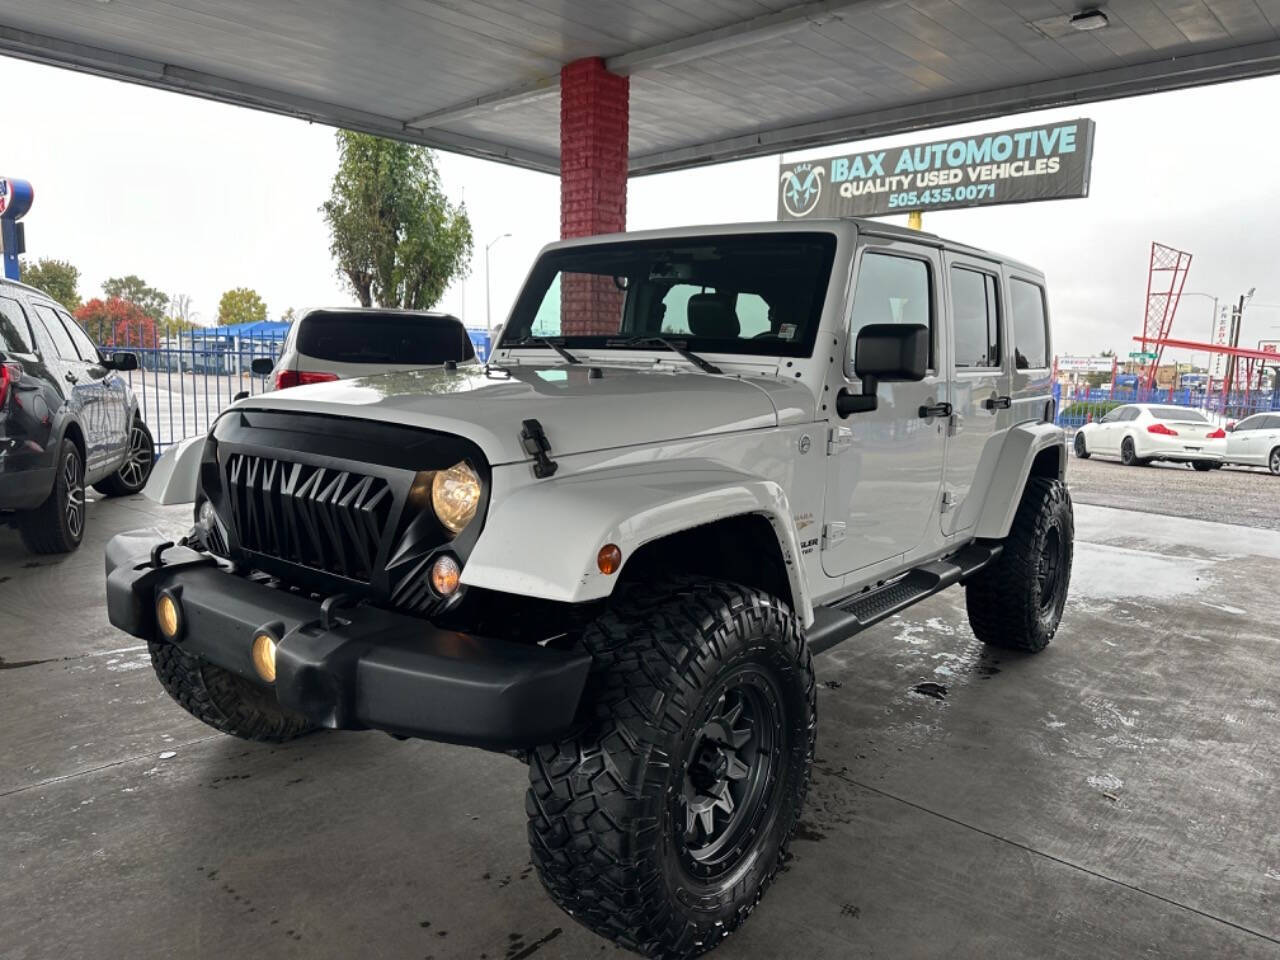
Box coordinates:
[2,493,1279,959]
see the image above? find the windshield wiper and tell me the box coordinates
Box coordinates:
[506,336,579,364]
[613,337,722,375]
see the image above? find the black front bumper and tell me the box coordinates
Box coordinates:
[105,532,592,749]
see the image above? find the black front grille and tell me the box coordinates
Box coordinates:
[225,452,394,583]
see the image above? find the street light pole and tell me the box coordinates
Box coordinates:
[1177,292,1219,371]
[485,233,512,332]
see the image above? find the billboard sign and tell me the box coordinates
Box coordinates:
[1059,355,1115,373]
[778,119,1095,220]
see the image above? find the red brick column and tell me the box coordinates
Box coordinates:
[560,57,629,335]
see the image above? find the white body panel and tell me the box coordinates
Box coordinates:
[164,219,1063,623]
[1224,414,1280,468]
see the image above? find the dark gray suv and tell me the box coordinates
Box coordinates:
[0,278,154,553]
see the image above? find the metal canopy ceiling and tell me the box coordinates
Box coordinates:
[1,0,1277,175]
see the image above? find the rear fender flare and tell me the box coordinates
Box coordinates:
[462,460,813,623]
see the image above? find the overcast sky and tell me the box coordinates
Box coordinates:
[4,55,1280,363]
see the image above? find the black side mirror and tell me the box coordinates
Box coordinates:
[836,323,929,417]
[107,351,139,371]
[250,357,274,375]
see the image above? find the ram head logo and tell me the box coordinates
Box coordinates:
[779,163,824,218]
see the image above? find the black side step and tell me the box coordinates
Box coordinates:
[805,541,1002,656]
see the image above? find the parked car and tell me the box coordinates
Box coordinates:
[0,277,153,553]
[1073,403,1226,470]
[253,308,476,388]
[1223,412,1280,474]
[109,219,1072,957]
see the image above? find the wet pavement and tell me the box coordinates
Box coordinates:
[2,493,1279,959]
[1068,449,1280,531]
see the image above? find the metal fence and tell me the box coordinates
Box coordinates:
[98,324,284,451]
[1054,382,1280,429]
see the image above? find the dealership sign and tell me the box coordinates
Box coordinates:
[778,119,1095,220]
[1058,355,1115,373]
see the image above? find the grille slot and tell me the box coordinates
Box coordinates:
[225,453,393,583]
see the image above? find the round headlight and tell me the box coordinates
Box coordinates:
[431,461,481,535]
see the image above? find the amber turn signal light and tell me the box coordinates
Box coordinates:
[597,543,622,575]
[156,592,182,639]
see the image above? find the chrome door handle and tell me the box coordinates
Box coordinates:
[983,395,1012,410]
[918,402,952,419]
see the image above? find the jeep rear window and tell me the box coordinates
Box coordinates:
[297,312,475,365]
[505,233,837,358]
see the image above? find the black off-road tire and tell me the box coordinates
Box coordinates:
[1073,433,1090,459]
[965,477,1073,653]
[1192,460,1214,472]
[94,417,155,496]
[148,640,314,742]
[18,439,86,554]
[526,579,816,959]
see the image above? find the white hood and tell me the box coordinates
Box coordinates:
[235,363,804,465]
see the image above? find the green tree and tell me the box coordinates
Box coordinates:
[217,287,268,327]
[19,258,81,310]
[102,275,168,321]
[322,130,473,309]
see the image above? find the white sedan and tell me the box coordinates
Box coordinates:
[1223,412,1280,475]
[1074,403,1226,470]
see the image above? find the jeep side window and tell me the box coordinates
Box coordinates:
[848,251,933,369]
[1009,279,1048,370]
[950,267,1001,368]
[0,295,36,355]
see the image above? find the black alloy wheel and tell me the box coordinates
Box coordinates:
[677,669,785,881]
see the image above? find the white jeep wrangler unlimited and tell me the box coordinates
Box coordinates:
[106,219,1072,959]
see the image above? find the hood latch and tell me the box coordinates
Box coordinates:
[520,419,558,479]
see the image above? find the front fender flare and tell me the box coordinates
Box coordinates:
[973,421,1066,540]
[143,435,206,505]
[462,461,813,624]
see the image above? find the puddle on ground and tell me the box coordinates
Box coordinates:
[1069,542,1215,603]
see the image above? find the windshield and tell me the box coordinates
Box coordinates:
[1147,405,1207,422]
[502,233,837,358]
[298,311,474,365]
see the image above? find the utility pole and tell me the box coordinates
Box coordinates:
[485,232,512,332]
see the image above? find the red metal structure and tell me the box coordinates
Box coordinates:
[1138,242,1193,388]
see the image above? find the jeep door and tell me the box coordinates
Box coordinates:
[822,238,947,577]
[1002,271,1054,422]
[940,252,1009,535]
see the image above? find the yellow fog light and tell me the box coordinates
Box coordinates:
[156,592,182,639]
[430,554,461,596]
[251,633,278,683]
[430,461,481,535]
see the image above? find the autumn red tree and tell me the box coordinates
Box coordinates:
[75,297,158,349]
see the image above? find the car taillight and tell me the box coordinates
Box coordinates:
[274,370,339,390]
[0,360,21,408]
[1206,427,1226,439]
[1147,422,1178,436]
